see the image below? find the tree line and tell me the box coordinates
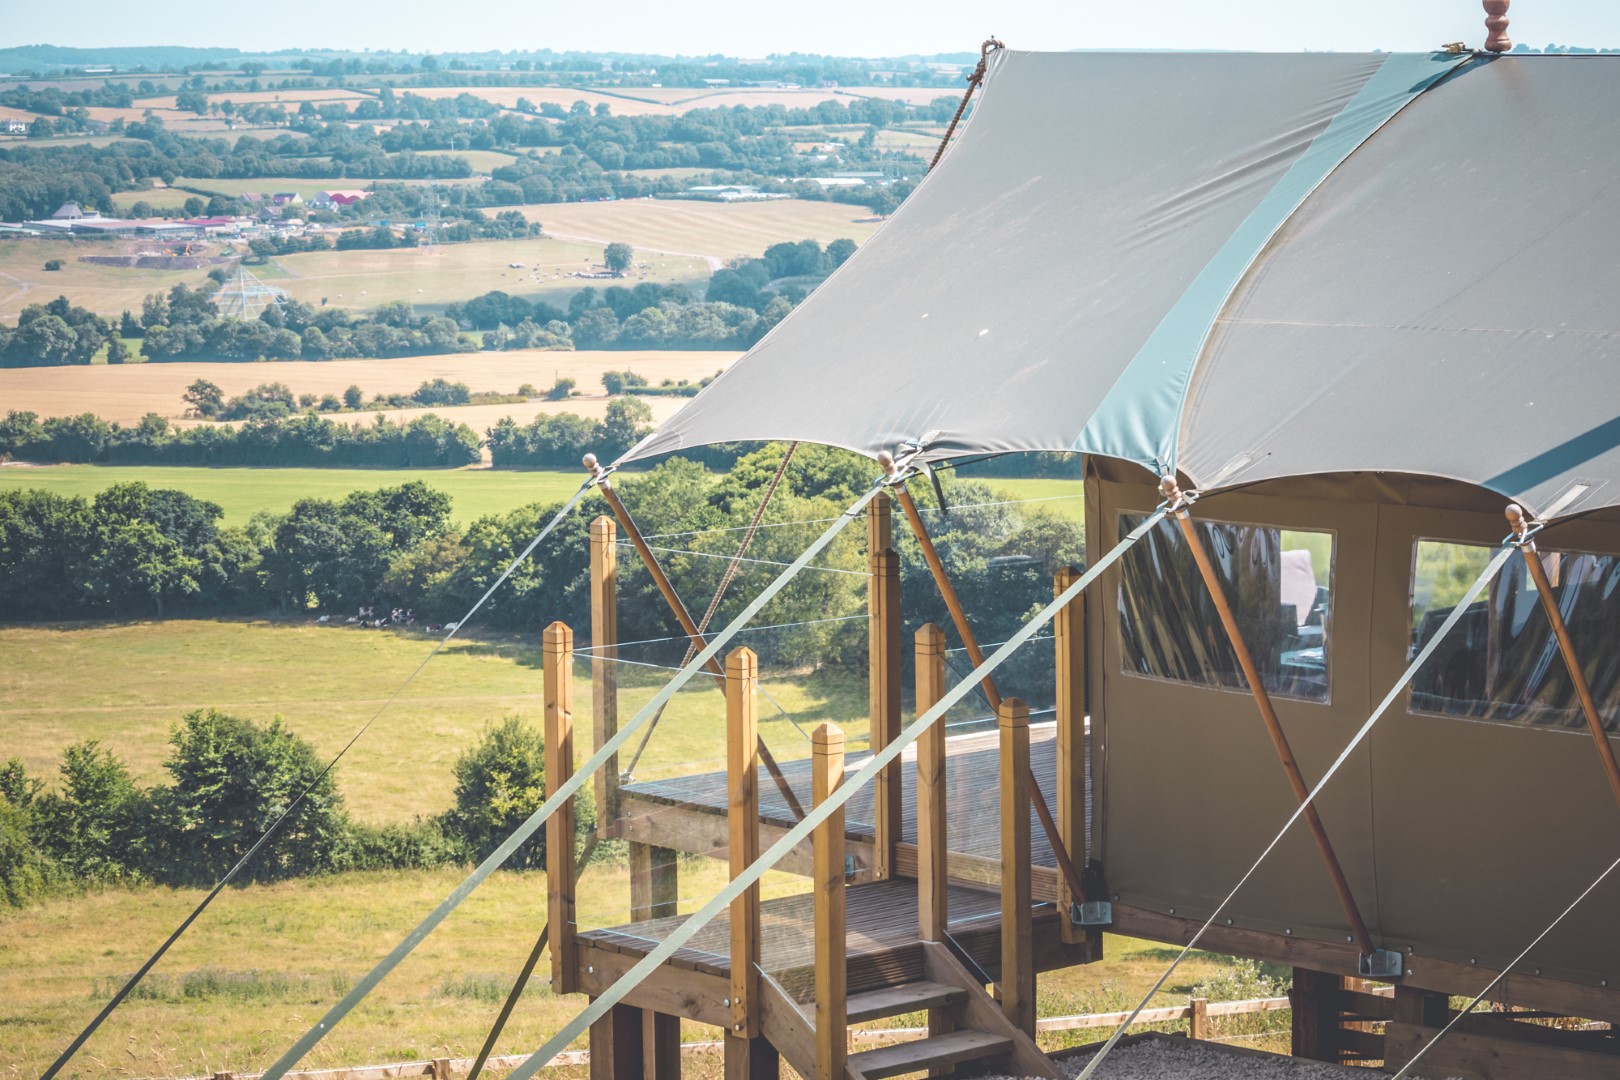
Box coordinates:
[0,410,482,468]
[0,709,595,908]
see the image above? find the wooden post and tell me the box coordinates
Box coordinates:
[431,1059,452,1080]
[589,1000,646,1080]
[1291,967,1339,1063]
[1385,985,1450,1070]
[629,841,682,1080]
[590,515,620,832]
[812,724,847,1080]
[915,624,949,942]
[727,647,761,1040]
[723,1035,779,1080]
[544,621,578,996]
[1188,997,1210,1041]
[999,697,1035,1038]
[1053,568,1087,946]
[869,547,902,879]
[868,512,902,881]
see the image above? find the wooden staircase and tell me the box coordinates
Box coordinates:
[763,941,1062,1079]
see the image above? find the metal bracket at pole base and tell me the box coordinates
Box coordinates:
[1074,900,1113,927]
[1359,949,1405,979]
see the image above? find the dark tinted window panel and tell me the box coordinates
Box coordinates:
[1410,540,1620,732]
[1118,514,1333,703]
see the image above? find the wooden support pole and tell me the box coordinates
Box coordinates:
[1506,505,1620,812]
[915,624,949,943]
[999,697,1035,1038]
[1290,967,1339,1063]
[869,546,902,880]
[544,621,578,996]
[599,476,805,822]
[1384,985,1450,1070]
[1163,481,1375,958]
[1053,568,1088,946]
[628,840,683,1080]
[812,724,847,1080]
[868,505,902,881]
[589,1000,646,1080]
[590,515,621,832]
[727,647,761,1040]
[723,1034,779,1080]
[894,486,1002,711]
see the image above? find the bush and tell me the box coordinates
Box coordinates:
[149,709,349,885]
[43,259,63,271]
[345,818,462,872]
[32,741,147,882]
[442,716,594,870]
[546,377,575,401]
[0,759,57,908]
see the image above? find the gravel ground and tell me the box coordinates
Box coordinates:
[979,1035,1458,1079]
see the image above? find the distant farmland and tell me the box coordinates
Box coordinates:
[0,348,737,422]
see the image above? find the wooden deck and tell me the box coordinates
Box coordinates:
[576,878,1084,1005]
[615,720,1081,879]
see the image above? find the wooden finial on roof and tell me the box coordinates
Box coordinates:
[1484,0,1512,53]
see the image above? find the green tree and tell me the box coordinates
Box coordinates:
[33,742,146,881]
[826,237,858,269]
[103,335,130,365]
[182,378,223,418]
[603,241,633,275]
[343,384,364,410]
[442,716,592,869]
[151,710,348,885]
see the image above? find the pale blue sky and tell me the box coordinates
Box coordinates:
[2,0,1617,58]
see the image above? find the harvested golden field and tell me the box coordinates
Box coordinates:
[0,349,736,423]
[510,198,883,263]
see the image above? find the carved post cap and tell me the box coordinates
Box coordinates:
[876,448,896,476]
[1505,502,1530,539]
[581,451,598,471]
[1484,0,1512,53]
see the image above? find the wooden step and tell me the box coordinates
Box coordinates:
[846,980,968,1024]
[847,1030,1013,1079]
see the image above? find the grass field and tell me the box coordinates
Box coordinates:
[108,187,198,213]
[0,465,584,526]
[0,238,215,321]
[261,235,709,309]
[173,176,484,200]
[413,148,520,174]
[511,199,883,264]
[0,348,736,423]
[0,608,1263,1078]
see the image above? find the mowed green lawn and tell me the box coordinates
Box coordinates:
[0,465,583,525]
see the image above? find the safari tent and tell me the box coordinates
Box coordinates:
[82,24,1620,1080]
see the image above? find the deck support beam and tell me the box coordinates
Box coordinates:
[590,515,621,833]
[629,841,681,1080]
[868,491,903,880]
[1161,477,1376,959]
[727,647,761,1040]
[544,621,578,996]
[999,698,1036,1038]
[914,624,949,944]
[812,724,847,1080]
[589,1001,646,1080]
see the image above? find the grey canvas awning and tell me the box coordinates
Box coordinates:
[622,49,1620,520]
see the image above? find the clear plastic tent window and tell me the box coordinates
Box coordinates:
[1409,539,1620,733]
[1117,513,1334,703]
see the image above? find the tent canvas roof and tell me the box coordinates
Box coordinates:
[624,50,1620,520]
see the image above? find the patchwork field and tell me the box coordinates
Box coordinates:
[107,186,199,212]
[0,348,738,422]
[173,176,484,199]
[413,147,521,173]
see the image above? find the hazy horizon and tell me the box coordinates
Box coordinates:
[3,0,1618,60]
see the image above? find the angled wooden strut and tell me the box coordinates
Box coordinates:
[892,484,1092,913]
[1506,504,1620,810]
[592,467,807,821]
[1158,476,1376,958]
